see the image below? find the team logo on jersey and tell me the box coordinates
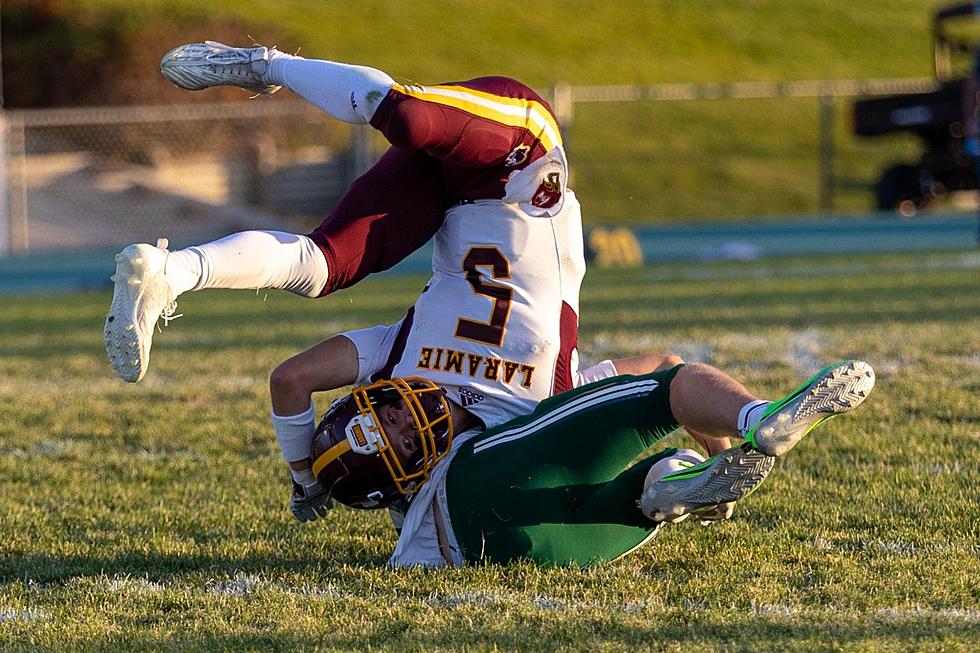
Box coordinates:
[505,144,531,167]
[531,172,562,208]
[458,387,486,407]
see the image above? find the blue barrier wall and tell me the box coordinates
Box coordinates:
[0,213,976,295]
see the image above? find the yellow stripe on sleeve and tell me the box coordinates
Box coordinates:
[392,83,563,152]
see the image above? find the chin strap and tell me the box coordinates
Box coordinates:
[312,439,352,477]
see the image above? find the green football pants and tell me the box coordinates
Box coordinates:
[445,366,682,567]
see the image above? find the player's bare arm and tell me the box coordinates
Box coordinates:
[270,334,359,471]
[266,335,359,522]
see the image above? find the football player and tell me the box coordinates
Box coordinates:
[270,336,721,523]
[105,42,739,524]
[104,42,579,386]
[306,360,876,567]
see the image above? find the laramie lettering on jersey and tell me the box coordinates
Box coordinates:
[416,346,535,389]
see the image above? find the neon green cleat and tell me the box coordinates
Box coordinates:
[746,360,876,457]
[639,444,775,524]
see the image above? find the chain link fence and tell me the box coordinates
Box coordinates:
[551,77,943,222]
[0,77,952,256]
[0,99,383,255]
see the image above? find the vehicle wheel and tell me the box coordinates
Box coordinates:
[874,164,923,212]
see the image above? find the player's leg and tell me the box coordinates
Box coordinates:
[446,362,876,565]
[595,354,733,456]
[161,42,393,124]
[161,44,562,174]
[104,141,443,383]
[104,230,329,382]
[669,361,875,454]
[109,44,457,382]
[444,366,762,565]
[170,146,444,299]
[306,147,444,294]
[446,369,683,565]
[447,449,682,567]
[642,360,876,519]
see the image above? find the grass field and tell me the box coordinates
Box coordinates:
[1,249,978,651]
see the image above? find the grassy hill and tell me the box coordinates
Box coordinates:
[15,0,966,220]
[72,0,947,86]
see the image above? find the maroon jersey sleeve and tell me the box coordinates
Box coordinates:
[371,77,564,204]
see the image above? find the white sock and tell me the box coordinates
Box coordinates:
[272,402,317,464]
[290,466,317,487]
[265,51,394,124]
[737,400,772,438]
[171,231,328,297]
[163,248,204,297]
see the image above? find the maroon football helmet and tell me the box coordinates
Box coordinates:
[310,377,454,509]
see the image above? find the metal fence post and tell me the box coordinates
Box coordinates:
[9,115,27,253]
[819,94,836,216]
[551,82,574,183]
[0,111,8,257]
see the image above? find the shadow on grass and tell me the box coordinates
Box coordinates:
[4,297,978,363]
[54,614,980,651]
[0,548,389,584]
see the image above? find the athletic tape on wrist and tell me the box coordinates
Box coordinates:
[272,402,316,463]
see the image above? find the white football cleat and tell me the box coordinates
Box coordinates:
[160,41,281,95]
[746,360,876,457]
[104,239,180,383]
[640,445,774,524]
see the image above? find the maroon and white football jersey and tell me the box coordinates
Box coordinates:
[346,191,585,429]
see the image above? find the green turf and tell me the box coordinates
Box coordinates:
[1,250,978,651]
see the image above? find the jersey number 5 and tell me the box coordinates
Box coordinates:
[455,247,513,347]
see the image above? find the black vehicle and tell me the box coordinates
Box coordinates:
[854,3,980,215]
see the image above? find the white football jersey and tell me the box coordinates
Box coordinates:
[348,191,585,429]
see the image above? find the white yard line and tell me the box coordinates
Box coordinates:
[0,608,50,623]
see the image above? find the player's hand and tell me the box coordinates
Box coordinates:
[693,501,735,526]
[290,480,333,522]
